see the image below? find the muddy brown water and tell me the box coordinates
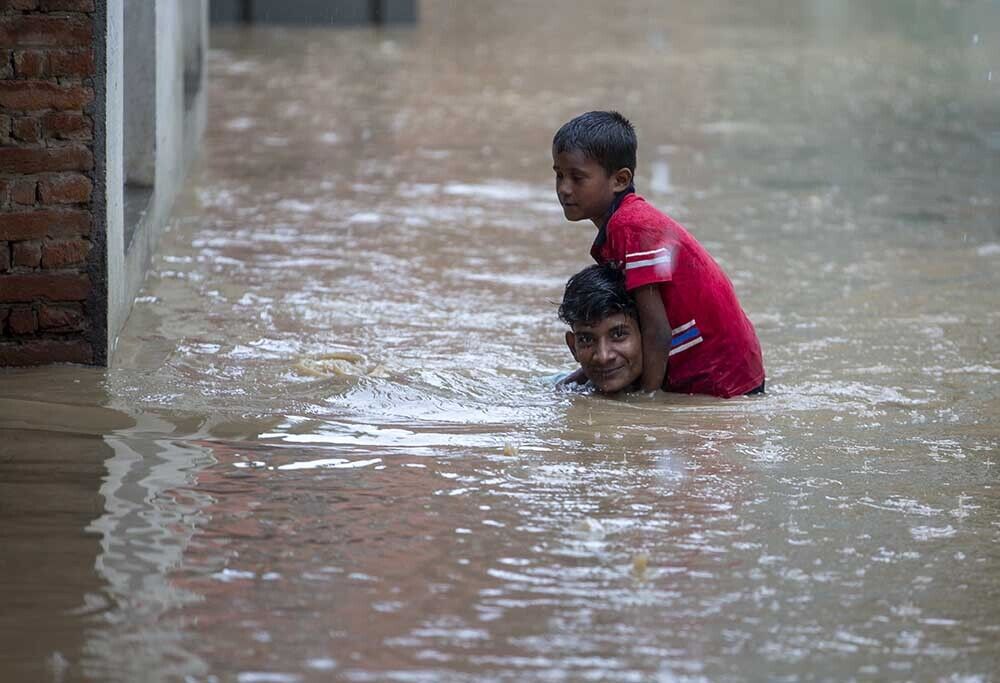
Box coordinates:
[2,1,999,681]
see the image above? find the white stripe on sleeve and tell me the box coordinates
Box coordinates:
[668,336,703,356]
[671,320,696,335]
[626,247,670,259]
[624,254,672,270]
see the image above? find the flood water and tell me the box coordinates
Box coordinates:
[2,1,999,680]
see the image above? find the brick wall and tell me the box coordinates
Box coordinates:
[0,0,97,365]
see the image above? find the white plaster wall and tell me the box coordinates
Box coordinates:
[104,0,125,348]
[107,0,208,360]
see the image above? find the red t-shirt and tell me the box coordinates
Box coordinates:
[591,193,764,398]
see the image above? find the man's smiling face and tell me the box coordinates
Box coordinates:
[566,313,643,394]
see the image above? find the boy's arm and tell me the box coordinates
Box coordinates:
[634,284,671,392]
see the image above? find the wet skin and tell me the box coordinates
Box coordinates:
[552,148,632,228]
[565,313,644,394]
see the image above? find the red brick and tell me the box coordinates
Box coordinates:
[41,237,88,267]
[0,272,90,301]
[0,49,12,79]
[0,339,92,365]
[37,302,83,331]
[38,0,95,10]
[0,209,91,240]
[0,145,92,174]
[1,0,40,10]
[40,111,90,140]
[48,48,92,77]
[12,116,40,142]
[12,239,41,267]
[38,173,91,204]
[0,242,9,272]
[10,179,37,205]
[0,16,93,48]
[0,81,93,111]
[7,305,36,335]
[13,49,48,78]
[0,178,8,206]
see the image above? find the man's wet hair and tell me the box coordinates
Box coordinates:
[558,264,637,327]
[552,110,637,176]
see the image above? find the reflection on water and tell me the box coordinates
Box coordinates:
[1,0,999,680]
[0,412,110,682]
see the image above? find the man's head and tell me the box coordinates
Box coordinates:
[559,264,643,394]
[552,111,636,224]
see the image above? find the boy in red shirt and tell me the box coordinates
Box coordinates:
[553,111,765,398]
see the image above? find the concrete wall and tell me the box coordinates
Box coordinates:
[122,1,155,188]
[105,0,207,361]
[0,0,207,366]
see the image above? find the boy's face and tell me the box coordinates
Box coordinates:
[552,148,630,225]
[565,313,643,394]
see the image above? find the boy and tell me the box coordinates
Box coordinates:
[559,264,643,395]
[553,111,764,398]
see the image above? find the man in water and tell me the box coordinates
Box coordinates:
[558,264,644,394]
[559,263,768,397]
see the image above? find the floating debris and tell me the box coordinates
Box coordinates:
[632,552,649,577]
[295,352,385,378]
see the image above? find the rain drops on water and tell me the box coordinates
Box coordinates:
[572,517,606,538]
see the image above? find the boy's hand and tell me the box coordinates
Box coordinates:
[556,366,588,387]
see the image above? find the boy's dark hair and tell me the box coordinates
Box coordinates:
[552,110,637,176]
[558,264,637,326]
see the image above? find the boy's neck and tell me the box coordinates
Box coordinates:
[595,186,635,230]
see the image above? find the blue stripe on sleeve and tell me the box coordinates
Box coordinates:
[671,327,701,347]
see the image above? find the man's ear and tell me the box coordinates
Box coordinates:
[565,331,579,361]
[612,167,633,192]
